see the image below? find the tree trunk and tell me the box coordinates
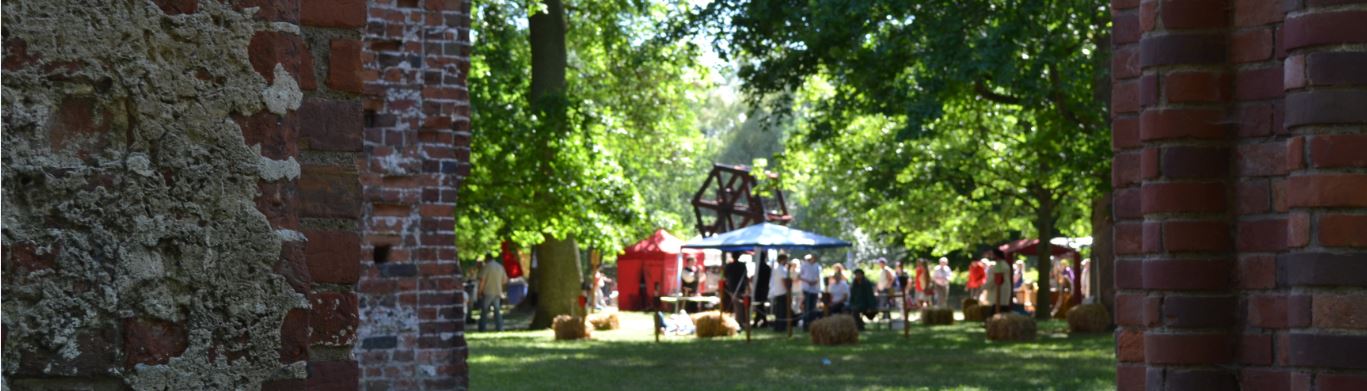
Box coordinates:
[526,0,576,330]
[530,235,583,328]
[1033,189,1054,320]
[529,0,566,102]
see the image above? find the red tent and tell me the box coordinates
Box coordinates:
[616,229,705,311]
[998,238,1082,307]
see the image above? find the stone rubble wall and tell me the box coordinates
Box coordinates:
[2,0,472,389]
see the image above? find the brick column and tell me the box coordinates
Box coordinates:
[1278,1,1367,388]
[1113,0,1367,389]
[1229,0,1291,387]
[1109,1,1148,388]
[1129,0,1241,389]
[240,0,363,388]
[353,0,473,389]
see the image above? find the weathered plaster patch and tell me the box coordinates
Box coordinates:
[262,64,302,115]
[258,155,301,182]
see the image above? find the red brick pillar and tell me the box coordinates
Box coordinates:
[1119,0,1241,389]
[1113,0,1367,389]
[1229,0,1291,387]
[1109,1,1147,388]
[1277,1,1367,388]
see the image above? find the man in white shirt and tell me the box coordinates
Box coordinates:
[799,254,823,330]
[768,254,792,332]
[827,270,851,314]
[932,257,953,307]
[478,259,508,331]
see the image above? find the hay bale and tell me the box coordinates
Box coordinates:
[587,312,620,331]
[809,315,859,346]
[691,311,739,338]
[1066,303,1111,334]
[962,297,981,311]
[962,302,985,322]
[920,307,955,325]
[552,315,591,340]
[985,313,1037,341]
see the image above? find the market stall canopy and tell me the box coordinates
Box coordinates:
[622,229,705,259]
[681,222,852,251]
[618,229,705,311]
[999,238,1079,259]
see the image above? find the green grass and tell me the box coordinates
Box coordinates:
[467,311,1115,390]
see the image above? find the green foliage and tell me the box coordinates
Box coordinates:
[462,0,713,257]
[688,0,1112,256]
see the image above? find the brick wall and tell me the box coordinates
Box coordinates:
[247,0,368,388]
[353,0,473,389]
[1110,0,1367,389]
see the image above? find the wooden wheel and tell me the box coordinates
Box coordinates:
[690,163,792,237]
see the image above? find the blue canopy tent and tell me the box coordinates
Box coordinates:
[677,223,852,341]
[680,223,853,251]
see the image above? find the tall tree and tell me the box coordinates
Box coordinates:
[691,0,1111,318]
[526,0,580,328]
[463,0,710,327]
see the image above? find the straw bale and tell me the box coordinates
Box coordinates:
[553,315,591,340]
[985,313,1036,341]
[692,311,739,338]
[920,307,955,326]
[1066,303,1111,334]
[588,312,621,331]
[809,315,859,345]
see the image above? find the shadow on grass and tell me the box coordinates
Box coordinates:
[468,313,1115,390]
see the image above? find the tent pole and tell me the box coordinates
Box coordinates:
[746,246,757,343]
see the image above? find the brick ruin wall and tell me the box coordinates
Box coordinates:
[1,0,470,389]
[1110,0,1367,389]
[353,0,472,389]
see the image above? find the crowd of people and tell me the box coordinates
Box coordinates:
[465,247,1091,334]
[716,248,1091,332]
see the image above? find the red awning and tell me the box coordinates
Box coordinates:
[998,238,1079,259]
[620,229,705,263]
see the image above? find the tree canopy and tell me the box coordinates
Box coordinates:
[688,0,1112,316]
[460,0,713,258]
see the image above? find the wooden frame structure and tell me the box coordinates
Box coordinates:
[690,163,792,238]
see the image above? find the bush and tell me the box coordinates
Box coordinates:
[809,315,859,346]
[553,315,590,340]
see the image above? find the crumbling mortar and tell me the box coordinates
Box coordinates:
[2,1,309,388]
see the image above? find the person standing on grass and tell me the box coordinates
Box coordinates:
[799,254,823,330]
[848,269,879,330]
[724,252,750,323]
[874,258,895,319]
[753,252,773,328]
[768,254,791,332]
[478,258,508,332]
[895,260,911,316]
[914,259,932,308]
[933,257,953,307]
[966,258,987,303]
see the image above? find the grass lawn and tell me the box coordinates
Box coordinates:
[467,311,1115,390]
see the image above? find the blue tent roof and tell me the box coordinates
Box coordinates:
[680,223,852,251]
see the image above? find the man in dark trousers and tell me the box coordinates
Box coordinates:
[752,252,772,328]
[723,252,749,322]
